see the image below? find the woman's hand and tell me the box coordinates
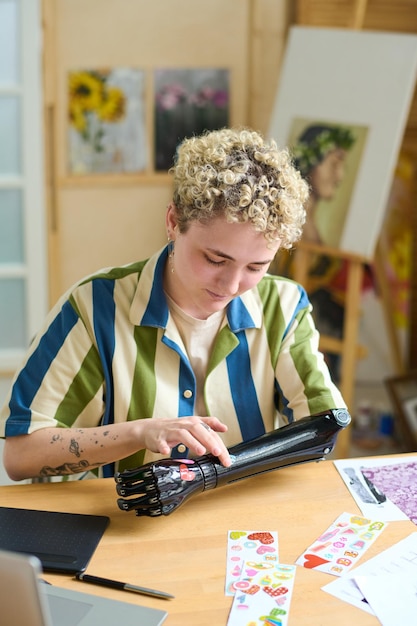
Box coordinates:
[138,416,231,467]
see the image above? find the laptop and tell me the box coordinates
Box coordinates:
[0,549,168,626]
[0,506,110,573]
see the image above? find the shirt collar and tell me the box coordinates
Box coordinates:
[130,245,263,331]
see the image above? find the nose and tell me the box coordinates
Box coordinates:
[218,266,241,296]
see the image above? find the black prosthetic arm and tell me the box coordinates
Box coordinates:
[115,408,350,517]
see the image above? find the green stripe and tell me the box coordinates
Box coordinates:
[257,277,286,368]
[208,326,239,374]
[290,308,333,413]
[118,325,159,472]
[55,346,103,427]
[78,260,146,286]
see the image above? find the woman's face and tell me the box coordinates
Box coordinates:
[165,207,280,320]
[309,148,347,201]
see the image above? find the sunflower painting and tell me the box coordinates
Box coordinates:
[68,68,146,174]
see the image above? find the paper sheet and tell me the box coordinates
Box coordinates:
[323,532,417,616]
[361,461,417,524]
[333,457,417,520]
[355,573,417,626]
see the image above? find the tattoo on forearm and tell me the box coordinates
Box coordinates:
[69,438,81,457]
[39,459,103,477]
[44,428,119,476]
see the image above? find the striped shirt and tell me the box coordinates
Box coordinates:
[0,246,345,475]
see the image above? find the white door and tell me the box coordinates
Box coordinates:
[0,0,47,483]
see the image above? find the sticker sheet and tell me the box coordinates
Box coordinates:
[295,512,386,576]
[226,562,296,626]
[225,530,279,596]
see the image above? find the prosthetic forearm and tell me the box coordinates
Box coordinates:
[115,408,350,517]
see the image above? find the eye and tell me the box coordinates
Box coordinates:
[205,254,225,266]
[247,266,263,273]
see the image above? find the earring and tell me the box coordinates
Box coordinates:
[167,236,175,273]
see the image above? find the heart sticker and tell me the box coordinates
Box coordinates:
[247,532,274,544]
[257,545,275,555]
[302,553,331,568]
[263,585,289,597]
[179,464,195,481]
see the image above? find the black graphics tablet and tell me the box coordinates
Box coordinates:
[0,506,109,573]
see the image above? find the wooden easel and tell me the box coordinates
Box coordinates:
[285,0,407,458]
[291,241,368,458]
[290,237,406,459]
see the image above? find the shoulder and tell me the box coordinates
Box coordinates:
[78,260,148,286]
[56,260,150,319]
[257,273,309,309]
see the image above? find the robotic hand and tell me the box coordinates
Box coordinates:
[115,408,350,517]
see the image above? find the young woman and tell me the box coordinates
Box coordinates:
[0,128,345,481]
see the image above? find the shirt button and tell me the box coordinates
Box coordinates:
[183,389,193,399]
[177,444,187,453]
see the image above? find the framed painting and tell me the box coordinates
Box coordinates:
[154,68,229,171]
[68,67,147,174]
[268,26,417,259]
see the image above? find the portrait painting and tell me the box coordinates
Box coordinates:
[268,26,417,259]
[288,118,368,249]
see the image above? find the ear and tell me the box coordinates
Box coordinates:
[166,203,179,238]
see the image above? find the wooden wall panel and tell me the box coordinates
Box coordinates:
[42,0,292,302]
[42,0,255,300]
[295,0,362,28]
[248,0,293,133]
[297,0,417,31]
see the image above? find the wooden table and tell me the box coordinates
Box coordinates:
[1,455,414,625]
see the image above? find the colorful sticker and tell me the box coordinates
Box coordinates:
[296,512,386,576]
[226,563,296,626]
[226,530,279,596]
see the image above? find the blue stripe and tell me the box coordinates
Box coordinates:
[92,279,116,477]
[177,359,195,417]
[282,284,310,340]
[274,379,294,424]
[226,330,265,440]
[227,296,256,332]
[5,301,79,436]
[162,335,196,459]
[141,248,169,327]
[295,284,310,313]
[278,284,308,423]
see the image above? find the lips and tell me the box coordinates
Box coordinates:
[206,289,232,301]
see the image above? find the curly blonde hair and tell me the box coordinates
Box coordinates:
[170,127,309,249]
